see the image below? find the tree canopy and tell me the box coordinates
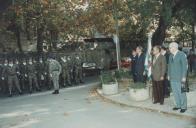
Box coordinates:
[0,0,195,52]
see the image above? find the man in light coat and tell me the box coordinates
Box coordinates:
[168,42,188,113]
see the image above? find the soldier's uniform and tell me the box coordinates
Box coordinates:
[67,56,74,84]
[0,63,5,93]
[61,56,71,86]
[45,60,53,90]
[1,60,8,94]
[74,55,84,84]
[3,61,22,97]
[36,58,47,88]
[19,60,28,91]
[48,58,62,94]
[27,61,41,93]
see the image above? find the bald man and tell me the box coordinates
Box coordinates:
[168,42,188,113]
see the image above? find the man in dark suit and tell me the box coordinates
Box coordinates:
[135,46,145,83]
[135,46,145,82]
[168,42,188,113]
[161,46,170,98]
[152,46,166,105]
[130,49,137,82]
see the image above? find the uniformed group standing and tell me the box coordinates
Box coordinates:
[0,52,85,97]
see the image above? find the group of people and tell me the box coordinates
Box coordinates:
[130,42,190,113]
[0,52,84,97]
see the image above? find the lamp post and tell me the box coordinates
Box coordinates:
[113,0,121,70]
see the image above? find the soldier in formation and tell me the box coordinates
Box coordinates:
[0,50,105,97]
[2,59,22,97]
[27,58,41,93]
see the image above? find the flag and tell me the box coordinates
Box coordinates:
[144,32,153,79]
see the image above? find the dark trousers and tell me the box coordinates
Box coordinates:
[8,75,21,94]
[28,74,40,91]
[136,73,145,83]
[0,79,7,94]
[37,73,46,88]
[131,71,137,83]
[163,78,170,97]
[152,80,164,104]
[19,75,27,91]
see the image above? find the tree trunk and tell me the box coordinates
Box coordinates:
[152,0,173,46]
[37,26,44,53]
[50,30,58,49]
[152,16,168,46]
[15,26,23,52]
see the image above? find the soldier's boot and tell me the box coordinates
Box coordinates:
[52,90,59,94]
[61,78,66,88]
[9,94,12,97]
[47,77,52,90]
[35,84,41,92]
[66,74,72,86]
[75,76,80,85]
[14,79,23,95]
[73,74,78,85]
[17,87,23,95]
[8,80,13,97]
[48,80,52,90]
[34,80,41,92]
[20,80,24,92]
[66,80,71,86]
[80,79,84,84]
[36,86,41,92]
[63,79,67,87]
[8,89,12,97]
[52,91,56,94]
[29,85,33,94]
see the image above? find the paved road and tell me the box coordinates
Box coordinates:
[0,81,195,128]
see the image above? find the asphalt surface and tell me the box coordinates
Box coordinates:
[0,78,195,128]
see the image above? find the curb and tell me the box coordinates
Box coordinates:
[96,88,196,122]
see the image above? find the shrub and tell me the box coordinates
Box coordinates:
[115,69,132,80]
[100,71,116,84]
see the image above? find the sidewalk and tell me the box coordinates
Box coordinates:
[97,88,196,121]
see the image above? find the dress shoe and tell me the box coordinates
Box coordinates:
[180,109,187,113]
[52,90,59,94]
[52,91,57,94]
[37,88,41,92]
[80,80,84,84]
[173,107,180,110]
[8,93,12,97]
[153,101,158,104]
[160,102,164,105]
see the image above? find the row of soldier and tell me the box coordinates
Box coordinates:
[0,53,84,97]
